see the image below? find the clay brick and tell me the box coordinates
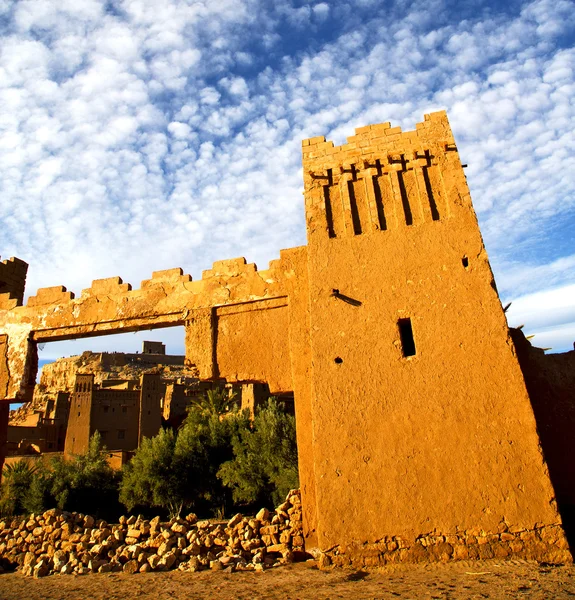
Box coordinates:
[27,286,74,307]
[88,277,132,295]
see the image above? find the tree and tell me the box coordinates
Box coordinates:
[48,431,121,519]
[0,460,38,516]
[193,388,237,417]
[218,399,299,507]
[119,428,184,518]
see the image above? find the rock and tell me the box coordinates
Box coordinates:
[157,541,172,556]
[147,554,160,570]
[256,508,270,522]
[33,560,50,578]
[171,523,187,534]
[159,551,177,570]
[61,563,74,575]
[228,514,243,529]
[84,515,95,528]
[318,553,332,570]
[113,530,124,542]
[53,549,68,570]
[127,529,142,539]
[210,560,223,571]
[99,563,112,573]
[188,556,201,572]
[139,563,151,573]
[123,560,139,574]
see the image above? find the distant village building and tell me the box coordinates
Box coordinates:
[64,372,164,456]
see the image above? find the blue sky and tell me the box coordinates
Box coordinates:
[0,0,574,359]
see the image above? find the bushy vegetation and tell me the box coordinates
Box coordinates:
[0,394,298,520]
[0,432,121,520]
[218,399,299,507]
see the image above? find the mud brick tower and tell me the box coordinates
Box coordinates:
[299,111,567,559]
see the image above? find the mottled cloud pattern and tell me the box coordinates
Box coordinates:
[0,0,573,356]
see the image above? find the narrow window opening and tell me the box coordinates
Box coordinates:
[334,357,343,364]
[422,164,440,221]
[462,256,469,269]
[323,169,335,238]
[397,170,413,226]
[398,318,416,357]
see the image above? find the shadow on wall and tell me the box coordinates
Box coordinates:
[512,328,575,549]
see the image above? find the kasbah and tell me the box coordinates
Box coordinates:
[1,111,574,566]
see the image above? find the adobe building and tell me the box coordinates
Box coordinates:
[0,111,573,564]
[64,372,163,456]
[7,391,69,454]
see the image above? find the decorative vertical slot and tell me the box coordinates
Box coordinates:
[398,318,416,357]
[347,179,362,235]
[423,155,440,221]
[323,169,335,238]
[397,171,413,226]
[372,159,387,230]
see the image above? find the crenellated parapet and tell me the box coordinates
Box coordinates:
[27,286,75,307]
[0,249,304,402]
[0,256,28,310]
[302,111,466,240]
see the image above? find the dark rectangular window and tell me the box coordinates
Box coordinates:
[118,430,125,440]
[398,318,416,357]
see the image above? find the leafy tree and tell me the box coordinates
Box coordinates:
[47,431,121,519]
[193,388,237,417]
[120,403,250,518]
[218,399,299,507]
[0,460,38,516]
[119,428,183,518]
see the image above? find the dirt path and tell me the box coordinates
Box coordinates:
[1,560,575,599]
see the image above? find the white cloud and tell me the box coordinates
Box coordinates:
[0,0,573,359]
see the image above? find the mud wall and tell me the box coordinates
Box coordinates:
[511,329,575,509]
[301,111,565,555]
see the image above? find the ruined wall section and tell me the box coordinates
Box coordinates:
[0,256,298,403]
[0,257,28,310]
[301,111,565,557]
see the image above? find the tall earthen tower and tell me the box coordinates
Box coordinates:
[300,111,565,555]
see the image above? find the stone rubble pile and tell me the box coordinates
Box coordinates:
[0,489,304,577]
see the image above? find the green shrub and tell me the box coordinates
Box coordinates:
[218,399,299,507]
[0,460,38,516]
[47,431,121,519]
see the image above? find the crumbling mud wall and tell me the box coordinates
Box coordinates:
[0,256,28,309]
[0,112,570,565]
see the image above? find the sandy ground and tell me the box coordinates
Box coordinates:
[1,559,575,599]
